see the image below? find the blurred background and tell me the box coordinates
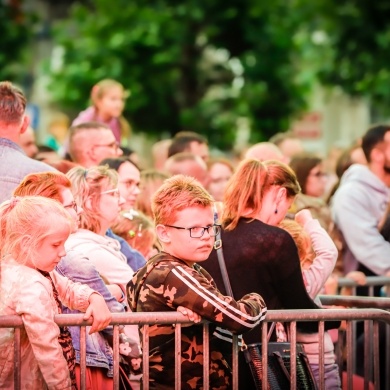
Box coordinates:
[3,0,389,164]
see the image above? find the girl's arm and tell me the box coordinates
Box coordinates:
[51,270,111,333]
[300,217,338,298]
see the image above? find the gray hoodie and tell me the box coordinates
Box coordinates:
[331,164,390,275]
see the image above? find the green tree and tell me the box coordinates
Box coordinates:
[0,1,33,84]
[45,0,312,149]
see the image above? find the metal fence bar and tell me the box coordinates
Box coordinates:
[318,320,325,389]
[13,327,21,390]
[113,325,120,390]
[142,324,149,390]
[174,323,181,390]
[3,309,390,389]
[290,321,297,390]
[261,321,268,390]
[363,320,371,390]
[373,321,380,390]
[202,323,210,390]
[232,334,239,390]
[79,325,86,390]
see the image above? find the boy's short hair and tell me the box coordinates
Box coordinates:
[152,174,214,225]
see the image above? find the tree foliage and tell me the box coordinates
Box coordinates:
[45,0,311,149]
[0,1,33,84]
[44,0,390,149]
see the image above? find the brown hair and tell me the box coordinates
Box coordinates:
[289,152,322,194]
[222,159,300,231]
[152,174,214,225]
[13,171,71,202]
[0,81,26,123]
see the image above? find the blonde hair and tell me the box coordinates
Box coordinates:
[91,79,131,139]
[111,210,159,258]
[152,175,214,225]
[0,196,72,265]
[222,159,301,231]
[13,171,71,202]
[66,165,118,233]
[137,169,170,218]
[279,219,314,269]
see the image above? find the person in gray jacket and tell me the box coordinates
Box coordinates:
[0,81,55,203]
[331,124,390,277]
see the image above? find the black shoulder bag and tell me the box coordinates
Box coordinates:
[214,230,317,390]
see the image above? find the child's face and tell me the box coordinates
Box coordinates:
[33,224,70,272]
[161,205,215,266]
[96,86,125,118]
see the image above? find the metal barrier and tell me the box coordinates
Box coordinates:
[337,276,390,297]
[2,308,390,390]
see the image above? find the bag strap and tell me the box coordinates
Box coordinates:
[214,230,275,342]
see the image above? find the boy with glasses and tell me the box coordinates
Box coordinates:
[127,174,267,389]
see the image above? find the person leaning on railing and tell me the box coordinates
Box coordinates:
[127,175,267,389]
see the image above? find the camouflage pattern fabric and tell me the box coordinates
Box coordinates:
[127,252,267,389]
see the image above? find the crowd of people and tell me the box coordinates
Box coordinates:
[1,78,390,389]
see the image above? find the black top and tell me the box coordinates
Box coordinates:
[202,217,338,343]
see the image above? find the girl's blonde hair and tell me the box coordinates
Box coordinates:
[0,196,72,265]
[279,219,315,269]
[152,175,214,225]
[111,210,159,258]
[66,165,118,233]
[222,159,301,231]
[91,79,131,140]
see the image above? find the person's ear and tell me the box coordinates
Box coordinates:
[276,187,287,204]
[156,224,171,243]
[19,115,30,135]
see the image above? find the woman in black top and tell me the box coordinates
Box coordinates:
[202,158,339,389]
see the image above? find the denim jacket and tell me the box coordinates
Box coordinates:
[106,228,146,271]
[56,250,126,377]
[0,138,55,203]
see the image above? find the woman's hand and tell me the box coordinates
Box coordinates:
[84,293,112,334]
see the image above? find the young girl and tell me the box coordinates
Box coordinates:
[0,196,111,389]
[72,79,131,146]
[279,209,341,389]
[111,209,160,260]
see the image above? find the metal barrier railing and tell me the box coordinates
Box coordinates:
[2,308,390,390]
[337,276,390,297]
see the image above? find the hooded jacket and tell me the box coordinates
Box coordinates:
[127,252,267,389]
[331,164,390,275]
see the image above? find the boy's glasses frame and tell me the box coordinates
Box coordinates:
[164,224,221,238]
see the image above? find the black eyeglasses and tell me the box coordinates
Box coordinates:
[64,200,78,213]
[164,224,221,238]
